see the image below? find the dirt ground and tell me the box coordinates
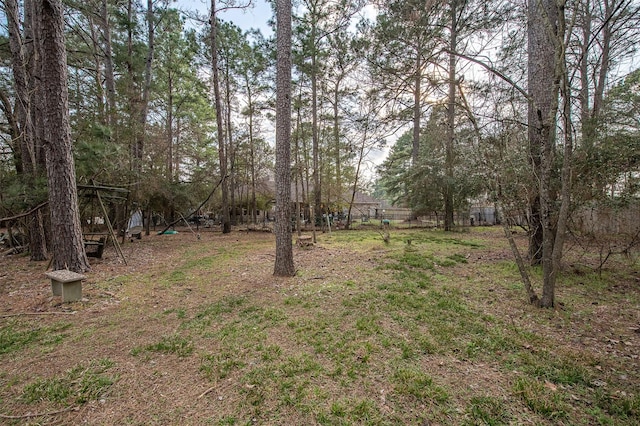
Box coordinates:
[1,228,383,424]
[1,227,639,425]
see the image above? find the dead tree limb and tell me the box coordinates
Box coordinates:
[0,406,79,419]
[0,201,49,224]
[502,223,540,306]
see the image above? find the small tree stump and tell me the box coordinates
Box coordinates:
[297,236,313,248]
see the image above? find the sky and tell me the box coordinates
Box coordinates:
[177,0,274,36]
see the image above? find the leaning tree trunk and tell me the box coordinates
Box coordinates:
[273,0,295,277]
[40,0,90,272]
[346,127,368,231]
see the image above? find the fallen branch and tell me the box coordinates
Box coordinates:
[0,311,77,319]
[198,385,217,399]
[2,246,26,256]
[0,201,49,225]
[0,405,79,419]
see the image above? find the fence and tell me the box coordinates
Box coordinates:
[573,202,640,237]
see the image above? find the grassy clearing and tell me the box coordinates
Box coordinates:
[1,228,638,424]
[150,230,639,424]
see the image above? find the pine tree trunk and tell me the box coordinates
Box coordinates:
[30,0,51,253]
[138,0,154,171]
[312,54,321,217]
[40,0,90,272]
[168,70,175,179]
[100,0,116,129]
[211,0,231,234]
[445,0,457,232]
[333,79,341,206]
[248,91,257,225]
[412,53,421,164]
[225,64,237,226]
[274,0,295,277]
[7,0,48,261]
[310,4,321,219]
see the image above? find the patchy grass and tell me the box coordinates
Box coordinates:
[0,320,71,354]
[0,228,638,424]
[465,395,513,425]
[20,359,116,405]
[132,334,194,358]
